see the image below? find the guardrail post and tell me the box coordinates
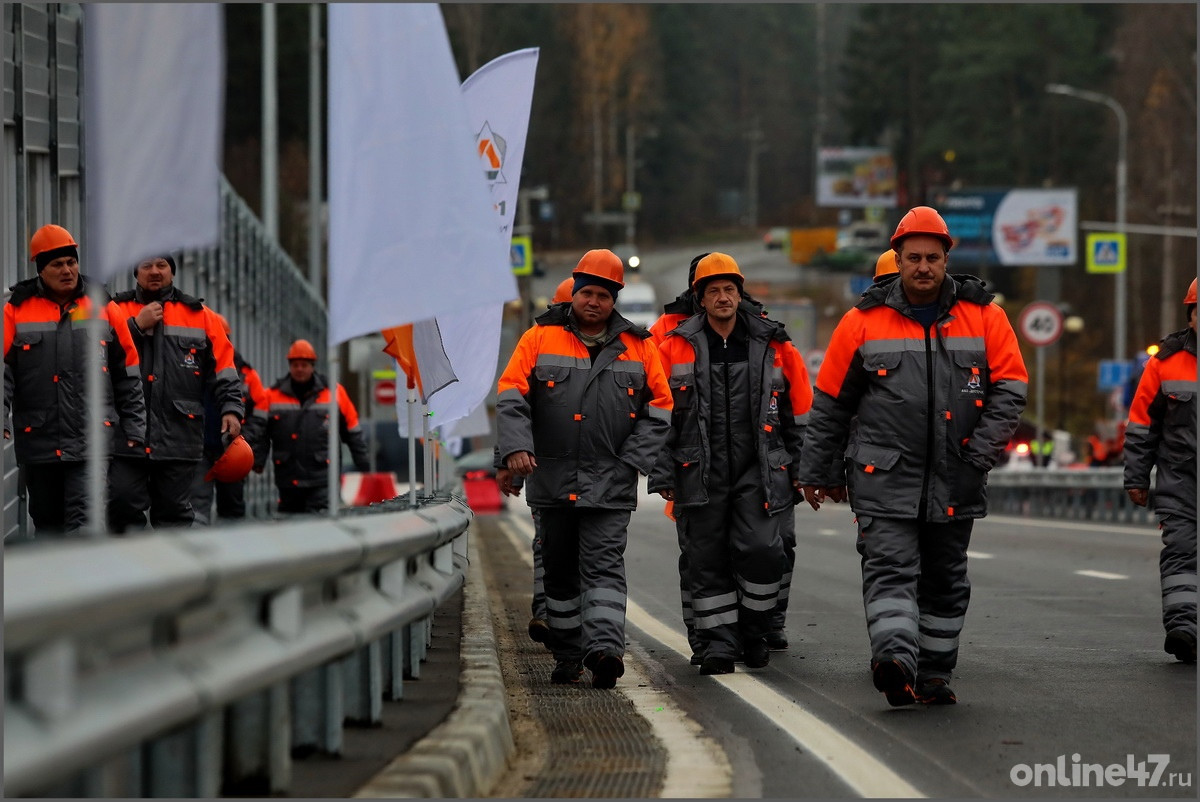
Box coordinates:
[225,684,291,794]
[434,541,453,574]
[342,641,383,725]
[291,663,344,756]
[385,630,405,700]
[80,748,141,797]
[145,712,222,797]
[404,619,426,679]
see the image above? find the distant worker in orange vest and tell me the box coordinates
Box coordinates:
[874,249,899,280]
[1124,278,1197,663]
[259,339,371,513]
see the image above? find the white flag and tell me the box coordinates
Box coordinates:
[395,48,540,435]
[327,4,516,346]
[82,4,222,280]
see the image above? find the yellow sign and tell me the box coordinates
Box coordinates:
[1086,232,1125,274]
[510,236,533,276]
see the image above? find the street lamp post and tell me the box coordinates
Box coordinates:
[1045,83,1128,362]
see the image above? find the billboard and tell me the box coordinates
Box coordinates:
[816,147,898,208]
[932,187,1078,267]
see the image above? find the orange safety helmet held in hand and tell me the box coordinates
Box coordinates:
[1185,278,1196,305]
[287,339,318,361]
[572,249,625,288]
[874,250,899,278]
[692,252,744,290]
[29,224,78,261]
[552,277,575,303]
[890,206,954,251]
[205,435,255,482]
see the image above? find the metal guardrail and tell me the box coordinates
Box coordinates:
[4,495,472,797]
[988,466,1157,526]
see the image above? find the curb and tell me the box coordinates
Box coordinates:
[354,531,513,798]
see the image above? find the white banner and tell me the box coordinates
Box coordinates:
[327,4,516,346]
[395,48,540,435]
[992,188,1078,266]
[82,4,222,280]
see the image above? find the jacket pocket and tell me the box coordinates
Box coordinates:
[844,441,903,508]
[668,373,694,410]
[672,445,705,501]
[11,405,50,434]
[766,446,793,507]
[861,349,902,375]
[533,364,572,406]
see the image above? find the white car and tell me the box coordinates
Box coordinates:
[618,281,659,329]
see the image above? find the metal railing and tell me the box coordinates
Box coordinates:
[988,466,1157,526]
[4,494,472,797]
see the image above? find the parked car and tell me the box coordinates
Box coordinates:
[763,226,790,250]
[612,242,641,272]
[618,281,659,329]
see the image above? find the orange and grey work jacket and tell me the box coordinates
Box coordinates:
[260,374,371,486]
[648,310,813,513]
[3,276,146,463]
[496,305,673,509]
[1124,327,1197,517]
[111,285,243,461]
[796,274,1028,522]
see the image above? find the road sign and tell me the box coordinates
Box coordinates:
[1097,359,1133,390]
[1018,301,1064,347]
[510,235,533,276]
[373,379,397,405]
[1086,232,1126,274]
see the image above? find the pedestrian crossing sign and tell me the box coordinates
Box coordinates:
[510,236,533,276]
[1086,232,1125,274]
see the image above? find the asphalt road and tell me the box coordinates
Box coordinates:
[615,487,1196,798]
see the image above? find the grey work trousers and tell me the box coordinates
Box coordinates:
[1157,511,1197,638]
[855,514,973,682]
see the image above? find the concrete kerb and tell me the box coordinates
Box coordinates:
[354,531,513,798]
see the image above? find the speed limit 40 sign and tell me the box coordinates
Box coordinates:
[1018,301,1064,347]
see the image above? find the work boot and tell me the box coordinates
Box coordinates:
[764,631,789,651]
[743,638,770,669]
[550,659,583,685]
[916,677,958,705]
[699,654,735,675]
[528,617,551,644]
[1164,630,1197,663]
[689,651,704,666]
[871,656,917,707]
[584,650,625,690]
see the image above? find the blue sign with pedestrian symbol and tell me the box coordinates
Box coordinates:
[510,236,533,276]
[1086,232,1125,274]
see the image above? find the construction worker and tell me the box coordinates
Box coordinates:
[1124,278,1197,663]
[797,206,1028,706]
[3,225,147,535]
[259,339,371,513]
[649,253,811,675]
[495,249,672,689]
[189,313,269,523]
[108,255,242,531]
[874,249,899,280]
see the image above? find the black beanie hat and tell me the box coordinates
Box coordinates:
[572,274,621,300]
[36,245,79,272]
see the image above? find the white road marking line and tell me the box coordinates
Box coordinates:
[817,528,842,537]
[967,551,994,559]
[1074,569,1129,580]
[497,510,926,799]
[495,516,733,798]
[983,514,1158,537]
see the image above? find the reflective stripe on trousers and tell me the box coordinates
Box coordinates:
[855,514,973,681]
[1158,512,1197,636]
[538,506,631,663]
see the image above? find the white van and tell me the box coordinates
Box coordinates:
[618,282,659,329]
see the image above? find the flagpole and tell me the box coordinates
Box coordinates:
[328,348,340,517]
[406,381,418,507]
[422,409,432,499]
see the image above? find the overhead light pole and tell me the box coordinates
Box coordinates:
[1045,83,1127,362]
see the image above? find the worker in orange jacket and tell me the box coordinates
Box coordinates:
[259,339,371,513]
[4,224,147,535]
[496,249,672,689]
[1124,278,1197,663]
[108,255,243,531]
[797,207,1028,707]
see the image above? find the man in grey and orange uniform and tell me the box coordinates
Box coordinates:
[649,253,811,675]
[1124,278,1197,663]
[797,207,1027,706]
[109,254,242,531]
[4,224,147,535]
[496,249,672,689]
[259,339,371,513]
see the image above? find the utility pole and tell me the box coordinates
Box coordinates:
[308,3,323,291]
[745,117,766,230]
[262,3,279,238]
[625,124,636,244]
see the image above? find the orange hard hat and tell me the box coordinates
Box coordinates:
[572,249,625,288]
[552,277,575,303]
[1185,278,1196,305]
[692,252,744,291]
[287,339,318,361]
[874,250,899,278]
[205,435,254,483]
[29,224,78,261]
[890,206,953,251]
